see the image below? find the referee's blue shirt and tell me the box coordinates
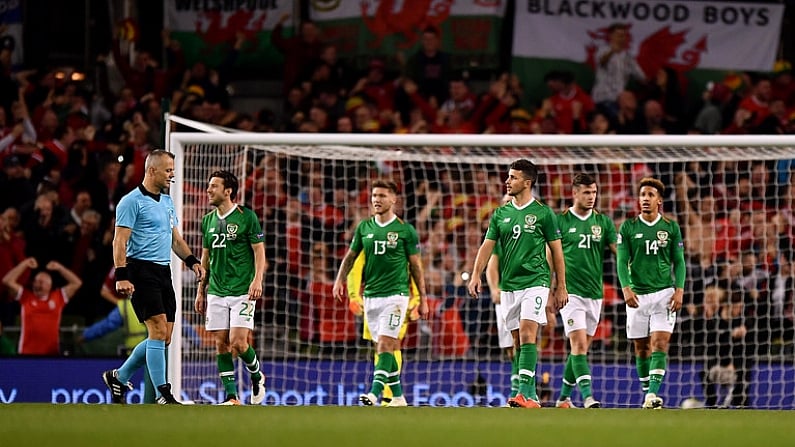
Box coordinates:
[116,185,178,265]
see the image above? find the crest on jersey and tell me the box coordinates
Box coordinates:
[386,231,399,248]
[525,215,537,226]
[591,225,602,241]
[656,230,668,247]
[227,224,239,240]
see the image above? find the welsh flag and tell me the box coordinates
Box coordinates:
[164,0,293,72]
[310,0,507,70]
[511,0,785,105]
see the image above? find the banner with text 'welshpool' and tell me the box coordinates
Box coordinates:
[310,0,507,70]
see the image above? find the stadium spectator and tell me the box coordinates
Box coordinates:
[271,13,323,94]
[771,60,795,106]
[643,66,686,134]
[112,29,156,99]
[404,26,451,104]
[0,154,36,212]
[318,44,354,97]
[349,58,397,119]
[2,257,82,355]
[724,75,771,134]
[20,192,66,265]
[543,70,595,134]
[693,81,733,134]
[613,90,646,134]
[590,23,647,116]
[698,281,752,408]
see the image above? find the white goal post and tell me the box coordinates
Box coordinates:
[168,122,795,408]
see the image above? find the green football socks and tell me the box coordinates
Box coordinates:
[517,343,538,400]
[571,354,593,398]
[648,351,667,395]
[217,352,237,398]
[559,355,576,399]
[636,355,651,394]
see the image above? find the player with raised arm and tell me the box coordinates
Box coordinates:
[195,170,268,406]
[554,173,617,409]
[467,159,568,408]
[617,177,685,409]
[333,179,429,407]
[103,149,205,405]
[347,252,420,406]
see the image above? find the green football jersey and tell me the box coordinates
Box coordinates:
[485,198,561,292]
[558,208,617,299]
[350,216,420,298]
[202,205,264,297]
[617,214,684,295]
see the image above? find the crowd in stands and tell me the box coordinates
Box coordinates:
[0,20,794,369]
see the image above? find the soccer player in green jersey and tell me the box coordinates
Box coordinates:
[195,170,268,405]
[617,177,685,409]
[468,159,568,409]
[554,173,617,409]
[333,179,430,407]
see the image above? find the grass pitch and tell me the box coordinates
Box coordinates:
[1,405,793,447]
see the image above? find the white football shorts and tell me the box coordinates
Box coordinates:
[625,287,676,339]
[364,294,409,341]
[504,286,550,330]
[205,293,256,331]
[559,294,603,337]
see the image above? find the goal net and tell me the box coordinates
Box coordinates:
[168,123,795,409]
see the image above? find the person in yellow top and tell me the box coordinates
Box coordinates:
[347,251,420,406]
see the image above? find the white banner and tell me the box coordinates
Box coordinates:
[512,0,784,72]
[310,0,506,21]
[164,0,292,32]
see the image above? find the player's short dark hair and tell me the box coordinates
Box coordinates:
[372,179,398,195]
[572,173,597,187]
[639,177,665,196]
[510,159,538,185]
[210,170,239,200]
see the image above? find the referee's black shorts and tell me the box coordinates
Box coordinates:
[128,258,177,323]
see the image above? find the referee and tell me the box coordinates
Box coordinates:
[102,149,205,404]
